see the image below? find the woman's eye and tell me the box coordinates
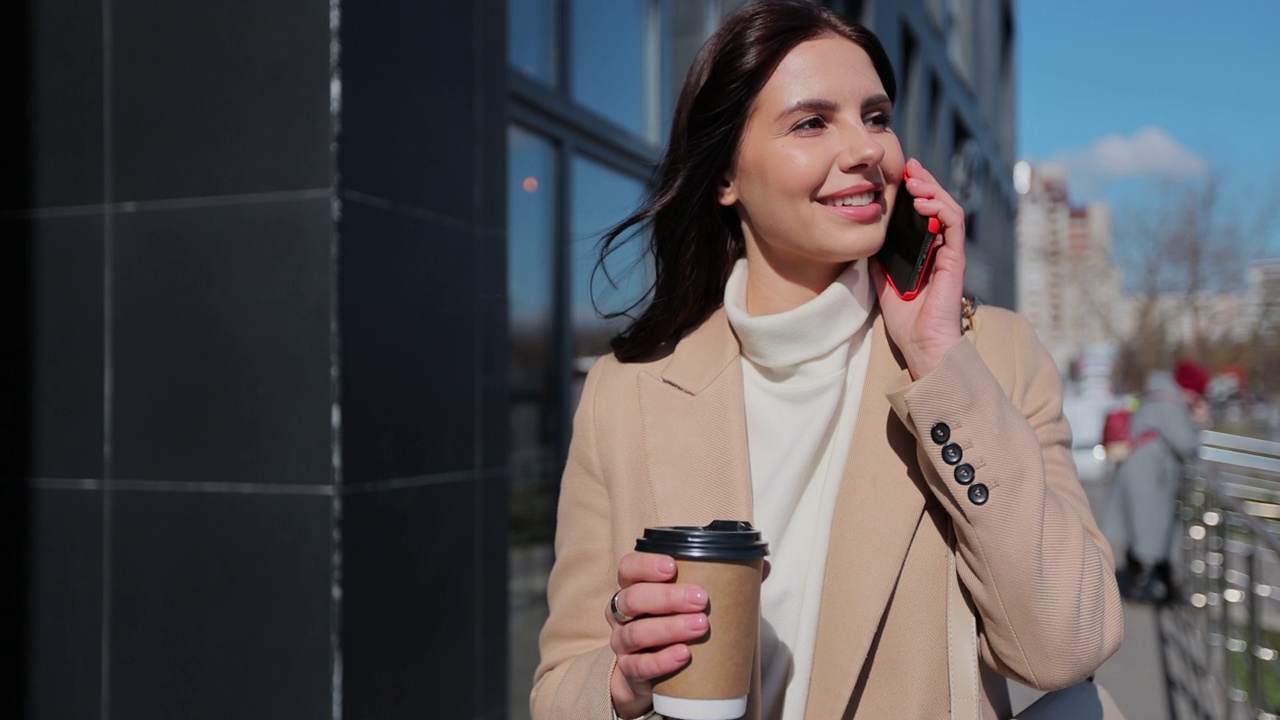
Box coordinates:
[868,113,892,130]
[792,116,827,133]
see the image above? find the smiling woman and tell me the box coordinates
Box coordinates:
[531,3,1124,719]
[715,35,904,314]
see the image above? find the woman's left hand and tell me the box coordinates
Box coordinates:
[872,158,968,380]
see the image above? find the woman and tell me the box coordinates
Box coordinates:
[532,3,1123,718]
[1107,359,1209,604]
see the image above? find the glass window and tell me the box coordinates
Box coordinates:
[506,125,558,720]
[571,0,662,140]
[510,0,559,85]
[569,155,649,371]
[507,125,559,543]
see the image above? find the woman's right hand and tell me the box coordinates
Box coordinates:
[608,552,709,719]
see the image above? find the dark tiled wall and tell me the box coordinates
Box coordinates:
[338,0,508,718]
[13,0,507,717]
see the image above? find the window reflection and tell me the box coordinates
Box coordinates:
[570,155,650,374]
[571,0,662,140]
[507,125,558,546]
[510,0,559,85]
[506,127,559,720]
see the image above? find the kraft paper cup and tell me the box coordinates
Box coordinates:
[634,521,769,720]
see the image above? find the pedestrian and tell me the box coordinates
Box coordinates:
[1108,359,1210,604]
[531,3,1123,718]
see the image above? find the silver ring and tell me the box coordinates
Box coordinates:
[610,589,633,623]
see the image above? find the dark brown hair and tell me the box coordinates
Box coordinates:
[600,0,896,362]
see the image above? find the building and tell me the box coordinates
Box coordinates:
[1015,162,1125,381]
[1245,259,1280,343]
[8,1,1016,718]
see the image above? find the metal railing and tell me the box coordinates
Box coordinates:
[1179,430,1280,719]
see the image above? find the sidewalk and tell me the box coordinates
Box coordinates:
[1009,600,1170,719]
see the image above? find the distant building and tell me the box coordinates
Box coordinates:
[1015,162,1124,381]
[1245,258,1280,343]
[1126,262,1277,352]
[1147,291,1245,347]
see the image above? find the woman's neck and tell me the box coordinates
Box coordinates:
[743,246,850,316]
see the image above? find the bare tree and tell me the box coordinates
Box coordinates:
[1108,171,1280,392]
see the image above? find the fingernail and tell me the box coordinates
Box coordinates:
[672,645,691,662]
[685,614,707,630]
[658,558,676,574]
[686,588,707,607]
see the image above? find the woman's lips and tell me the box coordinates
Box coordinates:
[817,192,885,222]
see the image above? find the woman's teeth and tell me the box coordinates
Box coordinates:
[824,191,874,207]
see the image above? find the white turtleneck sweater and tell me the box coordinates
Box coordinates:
[723,258,876,720]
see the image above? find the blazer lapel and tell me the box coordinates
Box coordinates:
[638,307,763,720]
[805,313,930,719]
[639,307,754,526]
[637,309,928,719]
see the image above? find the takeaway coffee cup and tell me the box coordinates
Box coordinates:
[635,520,769,720]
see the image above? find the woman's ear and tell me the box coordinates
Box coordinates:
[717,172,738,206]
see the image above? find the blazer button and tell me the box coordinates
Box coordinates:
[968,483,989,505]
[930,422,951,445]
[941,443,963,465]
[954,463,975,485]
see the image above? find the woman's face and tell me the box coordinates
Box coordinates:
[719,35,904,284]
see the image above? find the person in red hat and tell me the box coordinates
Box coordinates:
[1174,359,1211,408]
[1104,359,1210,603]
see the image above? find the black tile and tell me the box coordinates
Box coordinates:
[339,201,475,482]
[342,481,474,719]
[108,490,332,719]
[110,0,331,201]
[0,1,30,211]
[477,472,509,716]
[26,486,103,720]
[478,222,508,471]
[111,200,332,484]
[473,0,508,234]
[339,2,477,219]
[26,214,104,479]
[480,292,508,471]
[18,0,104,209]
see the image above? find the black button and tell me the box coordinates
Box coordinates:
[930,423,951,445]
[941,443,963,465]
[954,463,975,485]
[968,483,989,505]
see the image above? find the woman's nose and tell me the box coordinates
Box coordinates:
[838,127,885,171]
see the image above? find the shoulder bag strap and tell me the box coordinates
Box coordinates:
[947,523,981,720]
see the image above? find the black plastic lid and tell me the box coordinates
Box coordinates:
[634,520,769,560]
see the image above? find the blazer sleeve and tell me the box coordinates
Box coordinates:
[530,362,622,719]
[885,310,1125,691]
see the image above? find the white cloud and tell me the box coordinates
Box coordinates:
[1052,126,1208,199]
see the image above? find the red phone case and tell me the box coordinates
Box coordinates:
[881,166,941,300]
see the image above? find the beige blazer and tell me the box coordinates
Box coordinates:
[532,305,1124,719]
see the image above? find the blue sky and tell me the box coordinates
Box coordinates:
[1017,0,1280,248]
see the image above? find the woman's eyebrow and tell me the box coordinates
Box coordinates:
[775,97,838,121]
[775,93,892,122]
[862,93,892,111]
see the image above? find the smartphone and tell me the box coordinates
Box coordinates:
[876,175,941,301]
